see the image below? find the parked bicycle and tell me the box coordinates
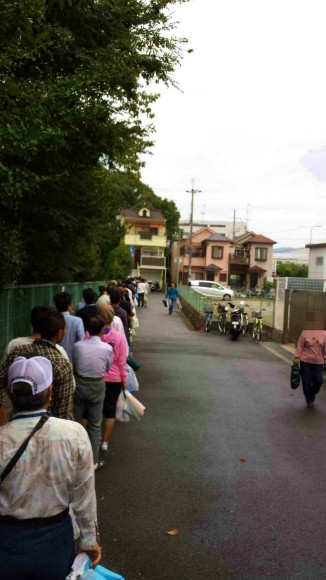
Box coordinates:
[217,303,229,334]
[241,304,250,336]
[204,304,214,333]
[252,308,266,342]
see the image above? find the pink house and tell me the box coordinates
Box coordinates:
[171,227,276,289]
[176,227,233,285]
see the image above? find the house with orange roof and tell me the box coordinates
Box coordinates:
[172,228,276,289]
[230,232,276,289]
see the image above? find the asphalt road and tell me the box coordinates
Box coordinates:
[96,293,326,580]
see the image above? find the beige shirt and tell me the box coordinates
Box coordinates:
[0,411,97,550]
[4,336,69,361]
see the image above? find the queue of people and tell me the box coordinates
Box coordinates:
[0,278,149,579]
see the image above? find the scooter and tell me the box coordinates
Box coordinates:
[229,301,249,340]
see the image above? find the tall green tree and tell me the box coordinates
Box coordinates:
[0,0,189,285]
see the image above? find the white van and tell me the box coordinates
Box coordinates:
[188,280,234,300]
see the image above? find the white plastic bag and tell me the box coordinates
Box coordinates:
[115,391,130,422]
[126,364,139,392]
[130,316,139,330]
[65,553,91,579]
[123,391,145,420]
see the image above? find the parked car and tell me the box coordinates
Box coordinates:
[188,280,234,300]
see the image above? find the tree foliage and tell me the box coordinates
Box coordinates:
[276,263,308,278]
[0,0,188,285]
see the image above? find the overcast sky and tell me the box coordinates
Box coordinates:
[140,0,326,248]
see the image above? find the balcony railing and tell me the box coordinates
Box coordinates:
[141,257,166,267]
[124,233,167,248]
[230,255,249,266]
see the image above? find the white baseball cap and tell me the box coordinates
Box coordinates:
[8,356,53,395]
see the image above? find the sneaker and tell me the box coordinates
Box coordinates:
[94,460,106,471]
[307,403,315,409]
[101,441,109,451]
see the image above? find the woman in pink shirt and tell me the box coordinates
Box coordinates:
[294,329,326,408]
[97,304,128,450]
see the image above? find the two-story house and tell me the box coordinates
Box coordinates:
[174,227,233,285]
[121,208,167,285]
[230,232,276,289]
[172,228,276,289]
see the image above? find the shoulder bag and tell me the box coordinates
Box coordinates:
[0,413,50,485]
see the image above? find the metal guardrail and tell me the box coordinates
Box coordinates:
[178,284,275,326]
[178,284,206,312]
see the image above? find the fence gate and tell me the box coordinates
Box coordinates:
[288,291,326,344]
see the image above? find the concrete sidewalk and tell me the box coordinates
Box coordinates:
[261,341,296,365]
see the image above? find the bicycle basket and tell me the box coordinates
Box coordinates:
[205,305,214,313]
[252,310,262,317]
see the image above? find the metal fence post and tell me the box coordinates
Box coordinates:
[282,289,290,344]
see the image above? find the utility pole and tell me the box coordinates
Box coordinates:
[186,178,201,281]
[233,210,236,240]
[176,228,181,285]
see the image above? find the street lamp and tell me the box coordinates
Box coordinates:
[309,225,322,245]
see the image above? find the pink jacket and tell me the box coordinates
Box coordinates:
[295,330,326,364]
[101,327,128,383]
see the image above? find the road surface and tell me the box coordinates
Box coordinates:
[96,293,326,580]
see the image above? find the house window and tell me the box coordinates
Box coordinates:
[212,246,224,259]
[192,247,206,258]
[255,247,267,261]
[316,256,324,265]
[219,273,227,282]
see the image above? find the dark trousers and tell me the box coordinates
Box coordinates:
[0,515,75,580]
[300,361,323,404]
[138,293,145,307]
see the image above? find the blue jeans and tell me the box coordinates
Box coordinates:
[168,299,175,314]
[0,515,75,580]
[300,361,323,404]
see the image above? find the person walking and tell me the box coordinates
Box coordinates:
[73,315,113,470]
[0,356,101,579]
[165,281,179,315]
[294,324,326,408]
[136,278,146,308]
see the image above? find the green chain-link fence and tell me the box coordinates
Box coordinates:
[0,281,106,357]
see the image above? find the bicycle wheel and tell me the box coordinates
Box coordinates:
[205,314,211,333]
[242,315,249,336]
[256,327,262,341]
[217,314,226,334]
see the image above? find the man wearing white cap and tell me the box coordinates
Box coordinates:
[0,356,101,580]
